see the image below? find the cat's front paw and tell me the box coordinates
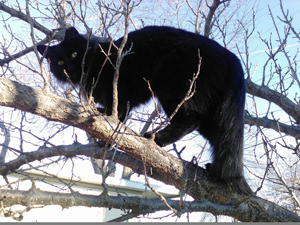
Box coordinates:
[143,131,155,140]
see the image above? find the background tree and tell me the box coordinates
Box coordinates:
[0,0,300,222]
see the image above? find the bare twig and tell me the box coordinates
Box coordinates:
[111,0,132,119]
[25,0,49,90]
[143,158,178,215]
[271,162,300,208]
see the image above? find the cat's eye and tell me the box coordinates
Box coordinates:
[57,61,64,66]
[71,52,77,58]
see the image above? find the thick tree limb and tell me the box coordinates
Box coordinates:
[245,114,300,139]
[0,187,299,222]
[0,77,204,194]
[246,78,300,124]
[0,143,153,182]
[0,77,300,221]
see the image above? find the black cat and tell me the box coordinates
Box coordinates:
[37,26,252,195]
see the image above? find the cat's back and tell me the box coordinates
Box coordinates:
[127,26,201,43]
[124,26,226,54]
[117,26,241,84]
[118,26,238,71]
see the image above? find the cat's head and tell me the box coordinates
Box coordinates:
[37,27,88,83]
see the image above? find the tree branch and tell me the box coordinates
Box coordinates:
[0,188,299,222]
[246,78,300,124]
[0,2,65,66]
[245,114,300,139]
[1,77,300,221]
[204,0,229,37]
[0,2,50,35]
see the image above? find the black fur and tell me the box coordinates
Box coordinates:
[37,26,252,195]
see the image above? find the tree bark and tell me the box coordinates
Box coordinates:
[1,77,300,222]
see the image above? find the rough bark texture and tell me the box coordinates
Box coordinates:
[1,77,300,222]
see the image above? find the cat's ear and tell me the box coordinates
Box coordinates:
[65,27,80,40]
